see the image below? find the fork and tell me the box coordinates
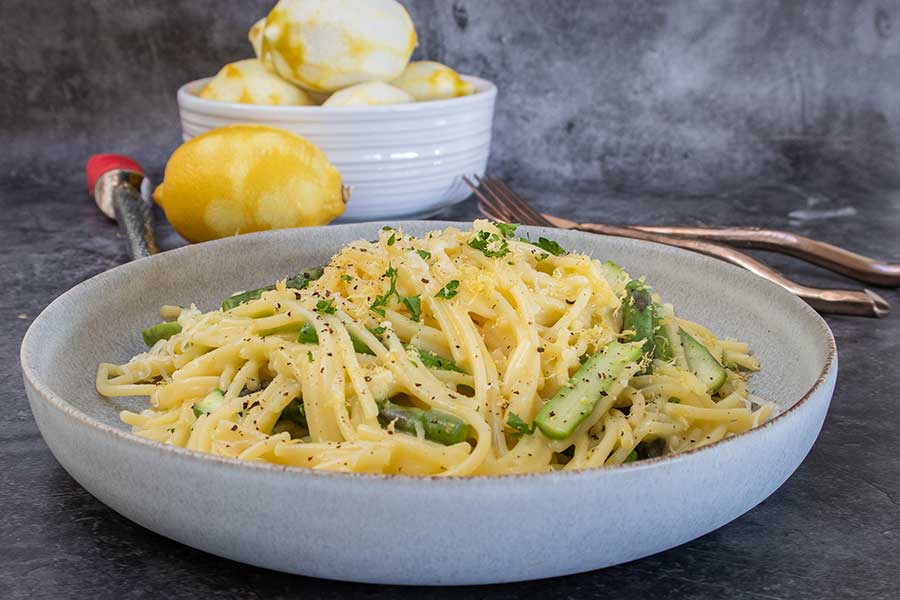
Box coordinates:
[465,175,890,318]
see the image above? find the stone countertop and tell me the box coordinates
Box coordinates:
[2,169,899,599]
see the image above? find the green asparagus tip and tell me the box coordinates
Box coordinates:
[142,321,182,346]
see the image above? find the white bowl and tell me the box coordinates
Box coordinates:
[177,77,496,222]
[20,222,837,585]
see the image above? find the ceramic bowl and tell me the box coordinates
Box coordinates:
[177,78,496,223]
[21,222,836,585]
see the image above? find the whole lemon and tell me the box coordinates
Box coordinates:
[199,59,313,106]
[391,61,474,101]
[154,125,346,243]
[322,81,414,107]
[260,0,417,93]
[248,18,270,67]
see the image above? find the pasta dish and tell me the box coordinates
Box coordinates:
[97,221,773,476]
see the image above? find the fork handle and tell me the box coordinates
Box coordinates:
[631,225,900,287]
[574,223,890,318]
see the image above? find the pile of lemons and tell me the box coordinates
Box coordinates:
[207,0,474,107]
[156,0,475,243]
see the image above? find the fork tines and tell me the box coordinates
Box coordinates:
[463,175,555,227]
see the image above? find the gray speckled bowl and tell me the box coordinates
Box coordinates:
[20,221,836,585]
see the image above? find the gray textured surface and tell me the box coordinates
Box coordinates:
[2,0,900,597]
[4,175,900,598]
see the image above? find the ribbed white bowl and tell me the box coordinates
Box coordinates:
[177,77,496,222]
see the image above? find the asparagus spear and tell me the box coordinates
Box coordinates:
[142,321,182,346]
[298,324,465,371]
[679,329,727,393]
[377,399,471,445]
[651,307,674,362]
[622,280,672,364]
[276,396,470,446]
[534,341,644,440]
[192,389,224,417]
[221,268,324,311]
[280,398,306,423]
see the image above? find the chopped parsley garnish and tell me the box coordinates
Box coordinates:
[530,236,567,256]
[284,269,322,291]
[382,225,393,231]
[435,280,460,299]
[315,298,336,314]
[341,274,353,282]
[369,326,387,336]
[297,323,319,344]
[468,230,510,257]
[668,397,681,404]
[350,336,374,356]
[417,249,432,261]
[495,222,519,238]
[410,346,464,372]
[369,267,423,322]
[307,351,314,363]
[401,294,421,322]
[370,266,399,316]
[506,412,536,438]
[625,450,639,462]
[387,232,396,246]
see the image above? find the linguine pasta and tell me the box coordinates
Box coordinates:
[97,221,773,476]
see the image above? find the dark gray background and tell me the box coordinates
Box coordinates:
[4,0,900,193]
[3,1,900,599]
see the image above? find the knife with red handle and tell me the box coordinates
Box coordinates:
[86,154,158,260]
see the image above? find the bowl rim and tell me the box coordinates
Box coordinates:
[177,74,497,117]
[20,221,837,484]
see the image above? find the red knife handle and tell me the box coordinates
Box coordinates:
[86,154,144,194]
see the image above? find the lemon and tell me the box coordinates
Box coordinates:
[154,125,346,243]
[322,81,414,107]
[199,59,313,106]
[391,61,474,101]
[248,18,271,67]
[260,0,417,93]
